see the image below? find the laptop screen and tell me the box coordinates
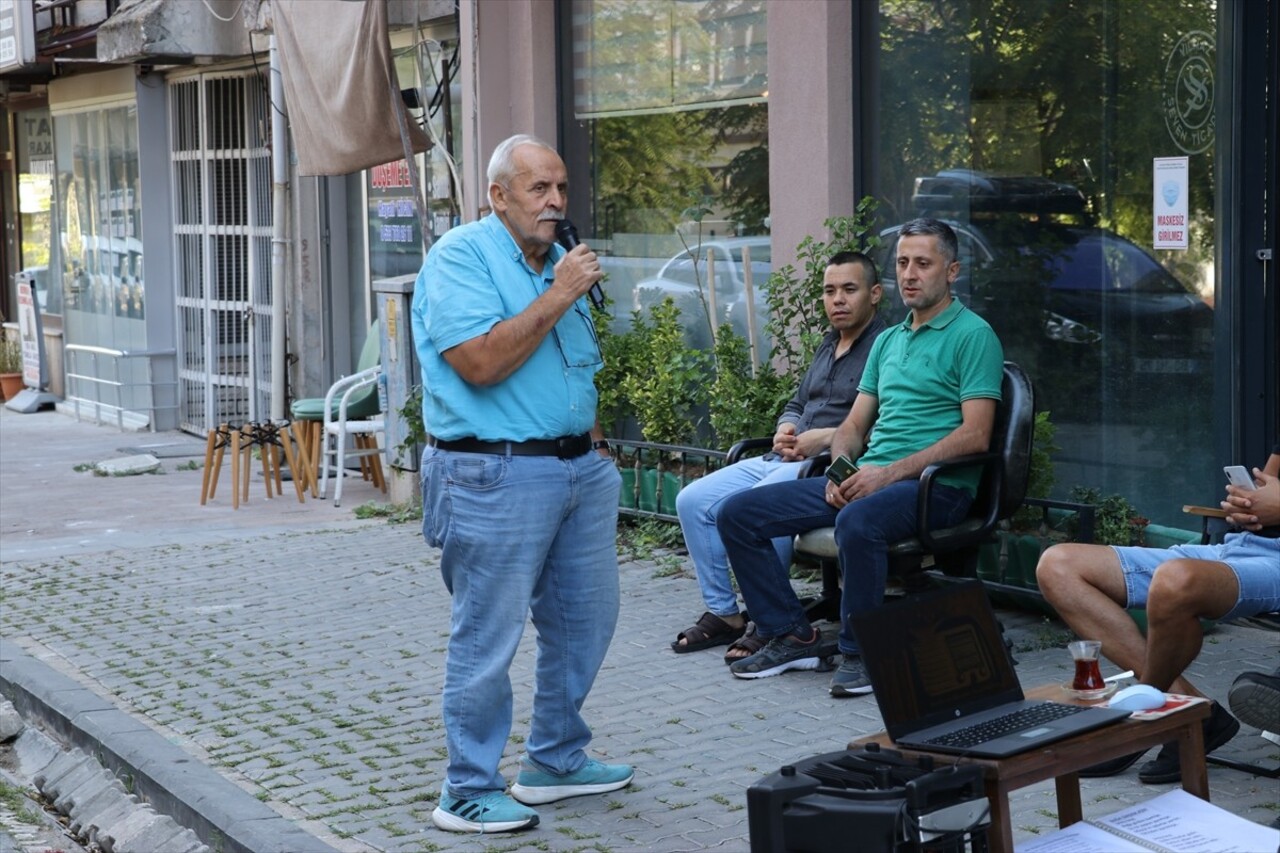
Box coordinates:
[852,581,1025,740]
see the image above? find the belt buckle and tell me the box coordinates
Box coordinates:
[555,435,585,458]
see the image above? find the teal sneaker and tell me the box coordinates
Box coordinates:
[510,757,634,805]
[431,782,539,833]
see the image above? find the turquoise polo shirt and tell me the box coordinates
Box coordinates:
[856,299,1004,495]
[411,214,602,442]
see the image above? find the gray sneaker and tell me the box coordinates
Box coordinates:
[830,655,874,697]
[729,633,825,679]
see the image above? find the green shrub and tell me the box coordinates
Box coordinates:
[1068,486,1149,545]
[761,200,883,381]
[619,298,710,446]
[708,324,792,446]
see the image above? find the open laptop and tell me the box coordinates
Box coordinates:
[852,580,1131,758]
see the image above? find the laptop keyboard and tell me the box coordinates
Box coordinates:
[919,702,1088,749]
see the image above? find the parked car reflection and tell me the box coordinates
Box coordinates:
[632,237,772,350]
[876,217,1213,423]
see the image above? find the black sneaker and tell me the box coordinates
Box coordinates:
[729,631,824,679]
[830,655,874,697]
[1227,669,1280,733]
[1137,703,1240,784]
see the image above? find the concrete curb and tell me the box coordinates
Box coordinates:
[0,639,339,853]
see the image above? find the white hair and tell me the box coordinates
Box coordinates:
[487,134,558,186]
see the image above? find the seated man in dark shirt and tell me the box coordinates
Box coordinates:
[672,251,886,655]
[1036,442,1280,783]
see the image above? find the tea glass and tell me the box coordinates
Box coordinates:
[1068,640,1105,691]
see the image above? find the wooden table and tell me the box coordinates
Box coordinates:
[849,684,1210,853]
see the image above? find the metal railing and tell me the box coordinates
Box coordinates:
[63,344,178,431]
[608,439,730,522]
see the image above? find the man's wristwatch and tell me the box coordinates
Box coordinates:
[592,439,611,452]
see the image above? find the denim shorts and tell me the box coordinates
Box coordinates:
[1113,532,1280,620]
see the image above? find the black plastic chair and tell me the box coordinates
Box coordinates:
[784,361,1036,620]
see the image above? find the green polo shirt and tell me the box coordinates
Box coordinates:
[856,299,1004,495]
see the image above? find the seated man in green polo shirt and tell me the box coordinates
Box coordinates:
[716,217,1005,697]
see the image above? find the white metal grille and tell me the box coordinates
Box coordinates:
[170,72,273,434]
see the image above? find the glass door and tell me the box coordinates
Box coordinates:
[867,0,1226,526]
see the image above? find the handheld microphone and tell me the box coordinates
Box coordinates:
[554,218,606,310]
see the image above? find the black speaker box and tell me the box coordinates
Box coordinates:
[747,744,991,853]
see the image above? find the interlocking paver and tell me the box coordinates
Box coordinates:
[2,408,1278,852]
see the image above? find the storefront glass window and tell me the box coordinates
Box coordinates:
[365,33,461,285]
[15,109,56,315]
[54,104,145,351]
[871,0,1218,527]
[564,0,769,348]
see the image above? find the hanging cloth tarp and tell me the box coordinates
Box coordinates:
[273,0,430,176]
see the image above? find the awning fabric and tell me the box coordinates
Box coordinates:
[273,0,429,176]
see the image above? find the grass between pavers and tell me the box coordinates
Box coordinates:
[18,528,1262,852]
[0,553,456,844]
[0,777,42,825]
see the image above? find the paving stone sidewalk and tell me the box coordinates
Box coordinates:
[1,409,1277,851]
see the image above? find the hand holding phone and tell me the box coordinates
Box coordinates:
[826,455,858,486]
[1224,465,1257,490]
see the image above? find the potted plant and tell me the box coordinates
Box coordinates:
[0,328,23,401]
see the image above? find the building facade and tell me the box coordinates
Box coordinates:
[1,0,1275,528]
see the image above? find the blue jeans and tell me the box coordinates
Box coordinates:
[421,446,622,798]
[717,476,972,655]
[675,456,805,617]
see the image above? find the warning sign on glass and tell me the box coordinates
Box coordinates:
[1153,156,1189,250]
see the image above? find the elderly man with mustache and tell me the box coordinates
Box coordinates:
[411,134,632,835]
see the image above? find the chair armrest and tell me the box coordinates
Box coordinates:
[915,451,1001,551]
[1183,504,1229,545]
[725,436,774,465]
[798,450,833,479]
[324,366,381,426]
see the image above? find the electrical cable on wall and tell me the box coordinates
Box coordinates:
[400,35,464,229]
[199,0,247,24]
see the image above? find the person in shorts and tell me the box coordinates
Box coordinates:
[1036,441,1280,783]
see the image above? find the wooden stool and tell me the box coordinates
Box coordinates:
[202,422,309,508]
[257,421,308,503]
[200,423,234,505]
[229,423,256,508]
[291,419,324,499]
[199,422,256,509]
[353,433,386,492]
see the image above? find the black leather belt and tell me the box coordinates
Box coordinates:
[429,433,593,459]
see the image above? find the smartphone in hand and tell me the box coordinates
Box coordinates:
[1224,465,1256,490]
[826,455,858,486]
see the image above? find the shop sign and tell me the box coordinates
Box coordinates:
[1162,30,1215,155]
[0,0,36,72]
[15,277,44,387]
[367,159,424,279]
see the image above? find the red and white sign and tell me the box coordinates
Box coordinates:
[1153,156,1189,250]
[16,278,40,386]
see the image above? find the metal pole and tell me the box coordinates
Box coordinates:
[269,35,290,421]
[741,244,759,376]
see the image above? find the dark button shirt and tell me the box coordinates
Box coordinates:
[775,314,887,441]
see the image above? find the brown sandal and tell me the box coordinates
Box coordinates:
[671,612,746,654]
[723,622,765,663]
